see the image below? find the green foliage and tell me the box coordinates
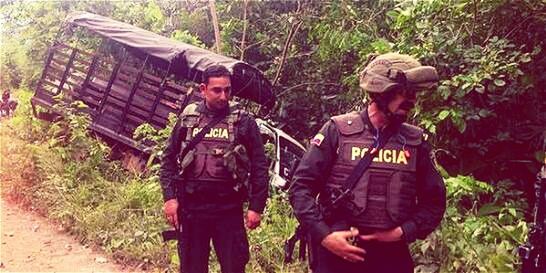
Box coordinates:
[0,0,63,88]
[247,194,308,273]
[0,88,171,270]
[388,0,545,178]
[2,1,544,272]
[133,112,178,169]
[413,176,527,272]
[171,29,205,47]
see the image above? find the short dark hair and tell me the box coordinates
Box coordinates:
[202,65,231,84]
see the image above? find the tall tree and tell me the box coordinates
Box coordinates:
[208,0,221,53]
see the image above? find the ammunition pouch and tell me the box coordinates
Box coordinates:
[223,144,250,196]
[178,143,250,199]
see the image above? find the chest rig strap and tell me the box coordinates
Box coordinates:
[321,113,400,218]
[178,103,229,165]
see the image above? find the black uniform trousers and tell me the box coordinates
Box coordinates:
[309,222,414,273]
[178,211,249,273]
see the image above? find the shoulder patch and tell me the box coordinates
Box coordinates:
[311,133,325,146]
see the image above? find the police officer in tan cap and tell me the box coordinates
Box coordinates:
[289,53,446,273]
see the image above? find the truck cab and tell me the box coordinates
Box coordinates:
[256,119,306,189]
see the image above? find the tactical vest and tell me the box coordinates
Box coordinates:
[178,102,242,194]
[324,111,423,230]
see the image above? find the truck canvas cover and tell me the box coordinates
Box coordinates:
[66,11,274,107]
[32,11,276,152]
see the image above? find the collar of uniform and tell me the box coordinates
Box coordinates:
[360,106,374,134]
[362,106,405,139]
[197,101,230,118]
[360,106,400,136]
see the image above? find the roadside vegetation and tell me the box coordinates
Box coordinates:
[0,88,531,273]
[1,1,544,272]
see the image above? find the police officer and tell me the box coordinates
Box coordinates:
[160,65,269,273]
[289,53,446,273]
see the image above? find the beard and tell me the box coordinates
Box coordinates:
[398,100,415,112]
[388,100,414,124]
[389,113,408,125]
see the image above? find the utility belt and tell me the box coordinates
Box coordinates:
[327,220,391,235]
[183,179,246,199]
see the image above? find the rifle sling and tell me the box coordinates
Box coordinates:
[179,110,229,163]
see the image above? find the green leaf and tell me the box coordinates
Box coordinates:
[461,82,472,91]
[438,110,450,120]
[494,79,506,87]
[478,109,491,118]
[386,10,399,20]
[520,54,532,63]
[453,117,466,133]
[478,203,501,216]
[110,239,124,249]
[508,208,517,217]
[370,38,392,53]
[438,85,451,99]
[420,240,430,254]
[474,84,485,93]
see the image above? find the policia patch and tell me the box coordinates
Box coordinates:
[192,127,230,139]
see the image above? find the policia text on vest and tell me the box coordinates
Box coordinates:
[191,127,230,139]
[350,147,409,165]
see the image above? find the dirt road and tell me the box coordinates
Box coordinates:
[0,197,135,272]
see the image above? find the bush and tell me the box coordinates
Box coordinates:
[414,176,527,273]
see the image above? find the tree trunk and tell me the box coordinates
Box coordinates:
[240,0,249,60]
[209,0,222,53]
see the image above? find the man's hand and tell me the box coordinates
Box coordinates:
[163,199,179,229]
[359,226,403,242]
[245,210,261,230]
[321,228,366,263]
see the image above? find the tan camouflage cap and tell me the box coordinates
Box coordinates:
[359,53,439,94]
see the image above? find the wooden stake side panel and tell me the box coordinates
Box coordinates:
[34,42,193,152]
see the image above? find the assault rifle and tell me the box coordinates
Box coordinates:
[519,132,546,273]
[162,229,182,242]
[283,158,307,264]
[284,225,307,264]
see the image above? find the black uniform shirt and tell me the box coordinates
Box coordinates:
[289,109,446,243]
[160,102,269,215]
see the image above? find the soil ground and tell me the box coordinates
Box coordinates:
[0,196,138,273]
